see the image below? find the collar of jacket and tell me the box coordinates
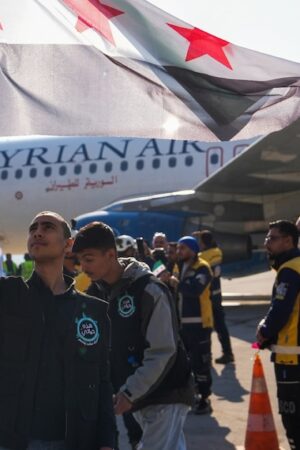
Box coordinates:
[191,256,210,271]
[200,247,223,265]
[272,248,300,271]
[27,270,76,298]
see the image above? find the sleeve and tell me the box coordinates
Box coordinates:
[97,308,117,448]
[120,283,177,403]
[260,268,300,340]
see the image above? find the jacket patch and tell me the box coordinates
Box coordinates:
[275,282,288,300]
[196,273,207,285]
[75,313,100,346]
[118,294,136,318]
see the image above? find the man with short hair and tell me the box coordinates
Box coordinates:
[256,220,300,450]
[73,222,193,450]
[177,236,214,414]
[151,232,168,250]
[0,212,115,450]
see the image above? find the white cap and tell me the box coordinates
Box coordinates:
[116,235,137,253]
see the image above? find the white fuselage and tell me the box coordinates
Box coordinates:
[0,135,254,252]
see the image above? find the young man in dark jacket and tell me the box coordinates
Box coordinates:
[0,212,115,450]
[73,222,193,450]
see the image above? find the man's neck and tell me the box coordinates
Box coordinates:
[104,260,124,286]
[35,262,67,295]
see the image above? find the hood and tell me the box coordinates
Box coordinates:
[108,257,151,299]
[120,257,151,282]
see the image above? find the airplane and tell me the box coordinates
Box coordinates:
[0,133,254,255]
[72,117,300,277]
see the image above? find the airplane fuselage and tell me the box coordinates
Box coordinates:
[0,135,253,253]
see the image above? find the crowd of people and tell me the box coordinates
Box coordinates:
[0,212,299,450]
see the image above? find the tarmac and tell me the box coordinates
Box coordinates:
[117,269,289,450]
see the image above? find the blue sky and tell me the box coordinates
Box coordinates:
[149,0,300,63]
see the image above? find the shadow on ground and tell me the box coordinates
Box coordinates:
[185,413,236,450]
[212,364,249,402]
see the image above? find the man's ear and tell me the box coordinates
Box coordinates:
[107,247,117,261]
[64,237,74,254]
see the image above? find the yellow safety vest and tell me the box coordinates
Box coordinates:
[271,257,300,365]
[193,258,214,328]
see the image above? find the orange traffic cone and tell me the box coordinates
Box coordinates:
[245,353,280,450]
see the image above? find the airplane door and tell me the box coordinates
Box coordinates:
[206,146,224,177]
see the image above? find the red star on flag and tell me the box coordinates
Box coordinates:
[168,23,232,70]
[62,0,124,45]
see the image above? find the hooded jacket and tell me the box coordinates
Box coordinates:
[88,258,193,411]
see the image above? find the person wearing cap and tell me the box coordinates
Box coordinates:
[116,235,137,258]
[0,212,115,450]
[72,222,193,450]
[177,236,214,415]
[195,230,234,365]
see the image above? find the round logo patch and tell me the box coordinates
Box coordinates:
[118,294,136,318]
[75,313,100,346]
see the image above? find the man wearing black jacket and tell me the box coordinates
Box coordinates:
[0,211,115,450]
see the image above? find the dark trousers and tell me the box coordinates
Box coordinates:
[0,441,65,450]
[275,364,300,450]
[123,412,142,446]
[181,324,212,398]
[212,297,233,355]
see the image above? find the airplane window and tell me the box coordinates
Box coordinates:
[59,166,67,176]
[1,170,8,180]
[185,156,193,166]
[210,154,219,164]
[120,161,128,171]
[152,158,160,169]
[74,164,82,175]
[89,163,97,174]
[168,157,177,168]
[30,168,37,178]
[44,167,52,177]
[105,162,113,172]
[136,160,144,170]
[15,169,22,179]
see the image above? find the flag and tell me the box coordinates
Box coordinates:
[0,0,300,140]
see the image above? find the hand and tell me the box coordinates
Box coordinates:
[114,391,133,415]
[256,329,266,346]
[168,275,179,288]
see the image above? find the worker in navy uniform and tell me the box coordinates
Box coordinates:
[0,211,115,450]
[177,236,214,414]
[256,220,300,450]
[196,230,234,364]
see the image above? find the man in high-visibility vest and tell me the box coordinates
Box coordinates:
[196,230,234,364]
[256,220,300,450]
[3,253,18,276]
[177,236,214,415]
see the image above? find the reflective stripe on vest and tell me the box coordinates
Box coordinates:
[271,345,300,355]
[181,317,203,324]
[212,289,221,296]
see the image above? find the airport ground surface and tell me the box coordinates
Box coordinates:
[118,270,289,449]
